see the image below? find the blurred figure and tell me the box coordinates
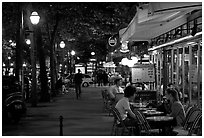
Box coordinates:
[24,76,30,101]
[102,71,109,86]
[55,76,63,94]
[74,69,83,99]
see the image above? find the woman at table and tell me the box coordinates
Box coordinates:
[115,85,140,135]
[166,88,186,127]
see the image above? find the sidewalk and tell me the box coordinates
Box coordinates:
[2,87,113,136]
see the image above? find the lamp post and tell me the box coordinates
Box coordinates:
[70,50,75,74]
[22,63,27,100]
[30,11,40,107]
[60,41,65,77]
[91,52,95,72]
[6,56,11,75]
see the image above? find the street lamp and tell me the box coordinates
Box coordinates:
[91,52,96,72]
[91,52,95,56]
[71,50,75,56]
[30,11,40,25]
[25,39,31,45]
[30,11,40,107]
[60,41,65,49]
[70,50,75,73]
[7,56,11,75]
[60,41,66,76]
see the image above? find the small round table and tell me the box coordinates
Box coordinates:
[142,110,164,117]
[146,116,174,135]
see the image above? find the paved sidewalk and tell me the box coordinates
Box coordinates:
[2,87,113,136]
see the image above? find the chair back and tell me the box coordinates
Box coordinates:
[188,112,202,136]
[111,107,123,124]
[183,106,201,130]
[134,110,151,134]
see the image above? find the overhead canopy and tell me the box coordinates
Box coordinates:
[120,2,202,43]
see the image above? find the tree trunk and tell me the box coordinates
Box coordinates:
[36,27,50,102]
[48,11,60,97]
[15,3,23,81]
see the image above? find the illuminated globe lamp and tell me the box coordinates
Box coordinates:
[60,41,65,49]
[26,39,31,45]
[71,50,75,56]
[91,52,95,56]
[30,11,40,25]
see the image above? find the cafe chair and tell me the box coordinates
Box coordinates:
[183,105,201,130]
[175,112,202,136]
[101,90,108,111]
[134,110,160,135]
[110,107,136,136]
[101,90,113,115]
[173,105,201,134]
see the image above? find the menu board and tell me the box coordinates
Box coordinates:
[131,64,155,83]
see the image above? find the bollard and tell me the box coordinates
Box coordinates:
[59,115,63,136]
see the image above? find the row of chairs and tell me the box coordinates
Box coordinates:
[101,89,114,115]
[174,104,202,136]
[110,106,160,136]
[110,105,202,136]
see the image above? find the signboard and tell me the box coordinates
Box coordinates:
[108,37,117,47]
[131,64,155,83]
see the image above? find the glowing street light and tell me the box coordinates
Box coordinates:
[60,41,66,75]
[71,50,75,56]
[60,41,65,49]
[30,11,40,25]
[30,11,40,107]
[26,39,31,45]
[91,52,95,56]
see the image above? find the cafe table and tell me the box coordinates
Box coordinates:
[129,102,147,108]
[146,116,174,135]
[142,110,164,117]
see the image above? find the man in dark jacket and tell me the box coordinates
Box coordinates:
[74,69,83,99]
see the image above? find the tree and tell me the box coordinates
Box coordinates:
[2,2,139,100]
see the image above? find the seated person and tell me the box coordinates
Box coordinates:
[165,88,186,127]
[167,83,182,101]
[108,77,124,102]
[115,85,140,135]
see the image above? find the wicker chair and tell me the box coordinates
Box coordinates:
[110,107,136,136]
[101,89,115,115]
[175,111,202,136]
[174,105,202,136]
[134,110,160,135]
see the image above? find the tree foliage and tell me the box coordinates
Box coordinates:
[2,2,138,63]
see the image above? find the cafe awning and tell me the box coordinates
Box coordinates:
[120,2,202,43]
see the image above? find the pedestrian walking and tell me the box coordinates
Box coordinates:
[74,69,83,99]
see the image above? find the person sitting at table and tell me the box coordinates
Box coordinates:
[165,88,186,127]
[108,77,124,102]
[115,85,140,135]
[167,83,182,101]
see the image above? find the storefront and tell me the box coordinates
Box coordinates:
[119,3,202,106]
[149,15,202,106]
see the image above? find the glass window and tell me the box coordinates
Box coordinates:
[166,50,172,84]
